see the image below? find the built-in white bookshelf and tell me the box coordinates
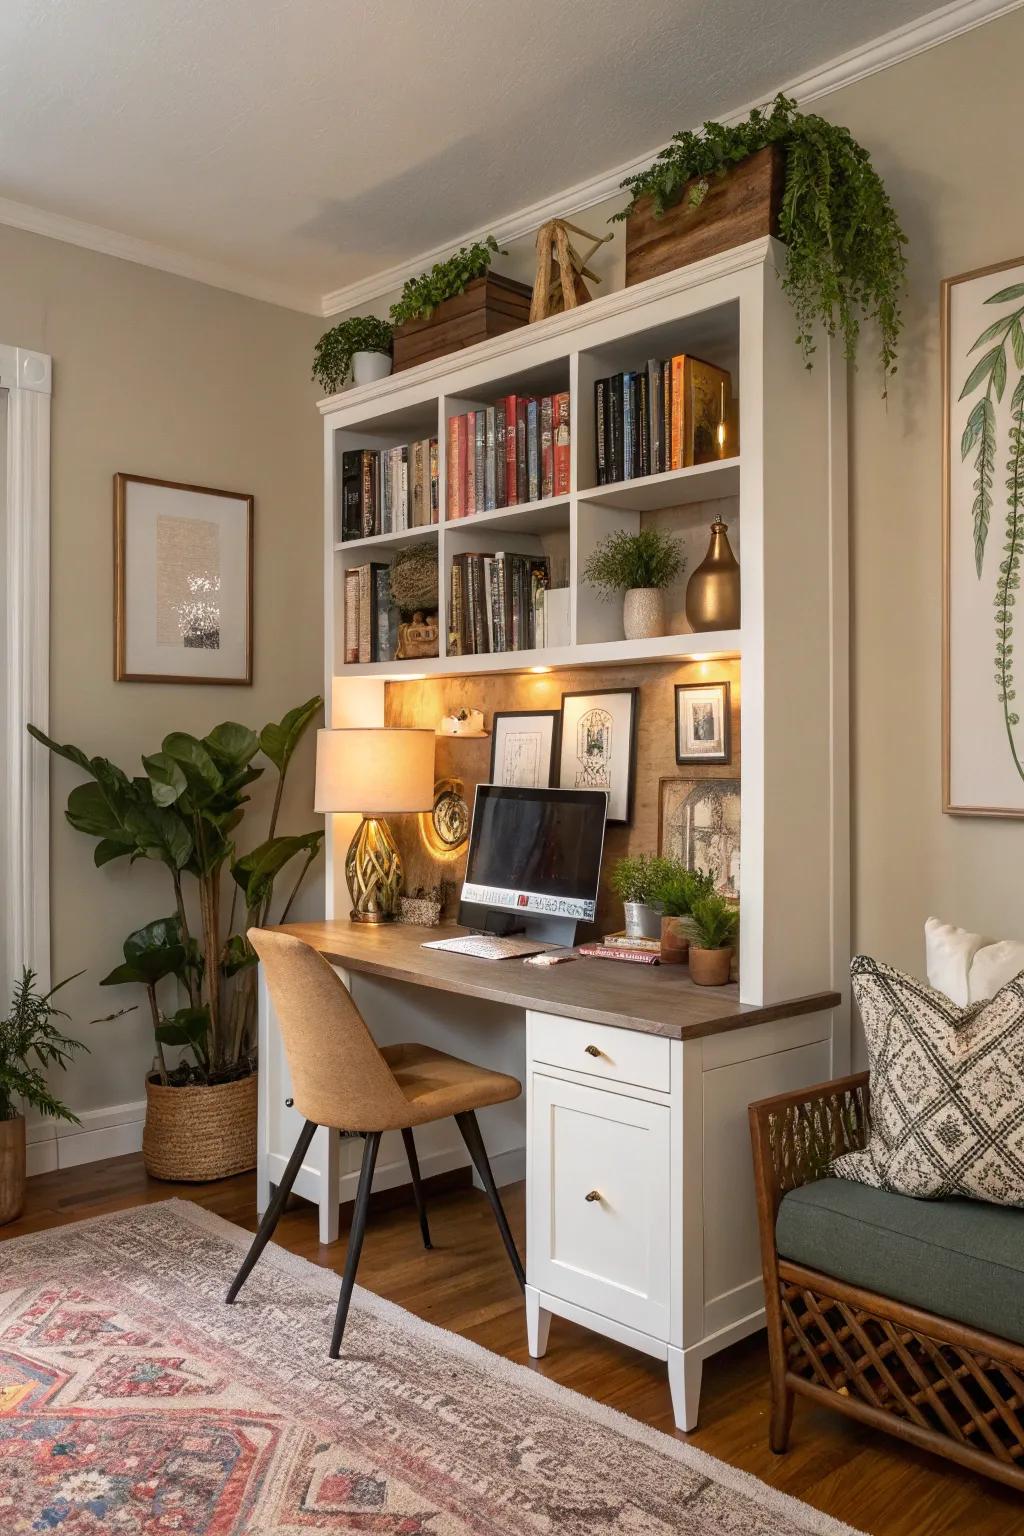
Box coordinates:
[319,235,850,1038]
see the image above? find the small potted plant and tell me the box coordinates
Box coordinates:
[389,236,531,370]
[687,893,739,986]
[655,866,714,965]
[609,852,673,940]
[582,528,685,640]
[312,315,393,394]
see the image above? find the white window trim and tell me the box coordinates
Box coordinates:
[1,345,52,993]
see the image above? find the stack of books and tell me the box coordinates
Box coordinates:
[340,439,439,541]
[447,392,570,519]
[449,552,557,655]
[343,563,403,664]
[594,356,731,485]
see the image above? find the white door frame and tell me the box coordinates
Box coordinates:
[1,345,52,994]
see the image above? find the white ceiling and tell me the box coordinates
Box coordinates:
[0,0,976,312]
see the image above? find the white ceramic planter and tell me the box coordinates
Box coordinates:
[352,350,393,386]
[623,587,666,640]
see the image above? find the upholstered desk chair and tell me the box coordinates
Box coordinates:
[227,928,525,1357]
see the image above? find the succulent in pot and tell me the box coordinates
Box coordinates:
[654,866,714,965]
[687,893,739,986]
[312,314,393,394]
[582,528,685,641]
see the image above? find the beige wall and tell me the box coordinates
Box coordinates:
[0,225,324,1111]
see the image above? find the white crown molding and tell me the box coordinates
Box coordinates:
[320,0,1024,317]
[0,196,322,315]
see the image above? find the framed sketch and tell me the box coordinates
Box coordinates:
[675,681,731,765]
[114,473,253,684]
[489,710,560,788]
[943,256,1024,816]
[658,777,740,898]
[558,688,639,825]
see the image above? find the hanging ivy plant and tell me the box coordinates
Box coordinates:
[312,315,393,394]
[614,94,907,389]
[389,236,507,327]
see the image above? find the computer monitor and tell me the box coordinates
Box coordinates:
[458,785,609,946]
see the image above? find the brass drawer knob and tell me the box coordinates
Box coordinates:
[584,1044,603,1058]
[584,1189,602,1203]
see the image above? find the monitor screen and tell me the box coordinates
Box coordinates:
[461,785,608,922]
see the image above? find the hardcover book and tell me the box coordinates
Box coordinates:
[553,391,571,494]
[540,395,554,500]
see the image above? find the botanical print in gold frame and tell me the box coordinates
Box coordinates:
[942,257,1024,817]
[114,473,254,685]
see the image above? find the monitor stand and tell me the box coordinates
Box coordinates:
[459,901,578,949]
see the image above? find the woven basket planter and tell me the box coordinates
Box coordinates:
[143,1072,257,1182]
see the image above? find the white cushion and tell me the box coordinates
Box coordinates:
[925,917,1024,1005]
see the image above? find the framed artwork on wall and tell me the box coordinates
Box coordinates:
[114,473,254,685]
[942,256,1024,816]
[675,681,731,765]
[557,687,638,825]
[489,710,560,788]
[658,776,741,898]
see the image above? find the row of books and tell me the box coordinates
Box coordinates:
[447,393,570,520]
[449,552,557,656]
[594,355,731,485]
[340,439,439,541]
[343,563,403,664]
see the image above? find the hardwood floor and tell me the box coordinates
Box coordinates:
[5,1155,1020,1535]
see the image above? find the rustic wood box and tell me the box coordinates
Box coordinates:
[625,144,785,288]
[392,273,533,372]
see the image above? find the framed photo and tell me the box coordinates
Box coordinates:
[114,473,253,684]
[675,681,731,765]
[658,776,740,898]
[489,710,560,788]
[558,688,639,825]
[942,256,1024,816]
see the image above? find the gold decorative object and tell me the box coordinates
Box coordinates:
[530,218,613,323]
[345,816,404,923]
[397,610,439,660]
[685,518,741,632]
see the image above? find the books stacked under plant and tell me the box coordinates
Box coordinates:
[340,440,439,541]
[447,392,570,518]
[449,552,567,656]
[594,356,731,485]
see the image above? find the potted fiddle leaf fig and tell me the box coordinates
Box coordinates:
[582,528,685,640]
[28,694,324,1182]
[313,315,393,393]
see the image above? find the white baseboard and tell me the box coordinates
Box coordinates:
[26,1099,146,1177]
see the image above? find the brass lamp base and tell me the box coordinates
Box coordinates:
[346,815,403,923]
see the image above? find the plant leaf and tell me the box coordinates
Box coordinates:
[142,751,188,807]
[231,831,323,909]
[204,722,260,770]
[959,347,1003,401]
[160,732,223,802]
[985,283,1024,304]
[259,696,322,774]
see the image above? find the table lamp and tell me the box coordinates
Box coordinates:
[315,727,435,923]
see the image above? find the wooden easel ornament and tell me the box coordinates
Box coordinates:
[530,219,613,322]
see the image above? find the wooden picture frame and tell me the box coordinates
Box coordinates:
[658,775,741,898]
[675,681,731,765]
[114,472,254,685]
[942,256,1024,817]
[557,687,639,825]
[488,710,560,788]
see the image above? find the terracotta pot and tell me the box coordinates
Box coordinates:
[660,915,690,966]
[689,945,734,986]
[143,1073,257,1182]
[0,1114,27,1226]
[623,587,666,641]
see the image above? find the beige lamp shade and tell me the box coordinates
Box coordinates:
[314,728,435,816]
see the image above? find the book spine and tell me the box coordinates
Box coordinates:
[429,437,439,522]
[360,451,375,538]
[400,446,408,529]
[488,555,503,653]
[485,406,496,512]
[410,440,422,528]
[527,398,540,502]
[446,417,459,520]
[381,449,392,535]
[465,411,477,517]
[609,375,623,483]
[344,569,359,663]
[474,412,485,515]
[357,564,373,663]
[540,395,554,499]
[647,361,660,476]
[494,552,507,652]
[662,359,671,475]
[671,355,685,470]
[553,390,571,495]
[637,370,649,479]
[504,395,518,505]
[494,401,506,508]
[341,450,362,541]
[623,373,634,481]
[595,379,607,486]
[374,564,391,662]
[449,557,463,655]
[374,453,382,535]
[516,398,528,503]
[456,416,468,519]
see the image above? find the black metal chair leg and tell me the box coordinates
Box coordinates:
[401,1127,433,1249]
[226,1117,317,1303]
[329,1130,381,1358]
[455,1109,525,1290]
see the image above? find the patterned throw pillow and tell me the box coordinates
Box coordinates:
[833,954,1024,1205]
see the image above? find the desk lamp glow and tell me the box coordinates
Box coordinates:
[314,727,435,923]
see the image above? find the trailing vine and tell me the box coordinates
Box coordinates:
[389,236,506,327]
[614,94,907,389]
[998,375,1024,779]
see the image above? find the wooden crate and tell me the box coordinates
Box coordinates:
[625,145,785,288]
[392,273,532,372]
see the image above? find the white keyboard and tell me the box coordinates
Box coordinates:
[422,934,557,961]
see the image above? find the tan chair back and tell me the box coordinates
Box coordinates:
[248,928,410,1131]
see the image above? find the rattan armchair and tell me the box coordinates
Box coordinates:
[749,1074,1024,1493]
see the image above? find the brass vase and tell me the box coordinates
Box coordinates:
[685,518,740,632]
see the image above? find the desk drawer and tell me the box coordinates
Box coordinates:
[528,1011,671,1093]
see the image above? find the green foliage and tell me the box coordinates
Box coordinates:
[389,236,505,326]
[582,529,684,595]
[688,894,740,951]
[28,694,324,1084]
[312,315,393,394]
[0,970,88,1123]
[608,853,677,905]
[655,865,714,919]
[614,94,907,388]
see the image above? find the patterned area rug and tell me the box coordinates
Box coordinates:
[0,1201,863,1535]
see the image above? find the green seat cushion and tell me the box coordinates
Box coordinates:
[776,1178,1024,1345]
